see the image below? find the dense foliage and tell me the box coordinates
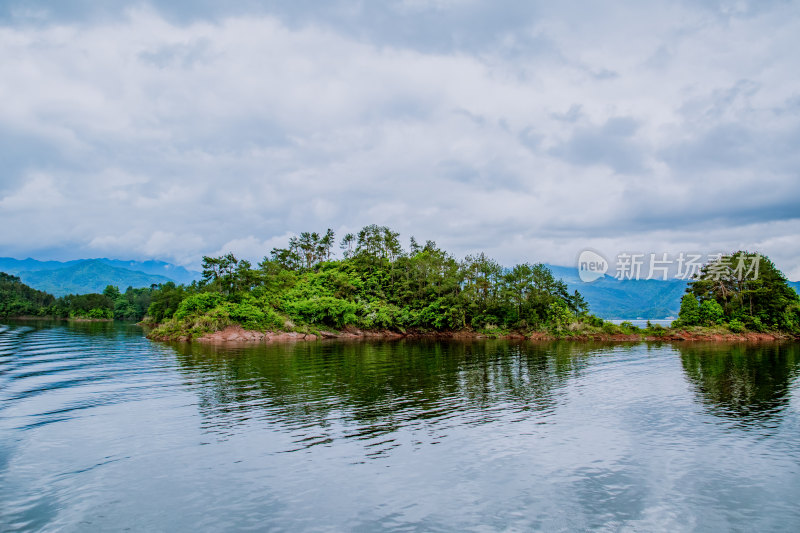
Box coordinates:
[0,272,158,320]
[7,238,797,338]
[148,225,594,338]
[676,251,800,332]
[0,272,56,317]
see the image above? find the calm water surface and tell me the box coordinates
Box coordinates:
[1,321,799,531]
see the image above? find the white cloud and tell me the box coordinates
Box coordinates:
[0,2,798,277]
[210,233,298,264]
[0,172,64,210]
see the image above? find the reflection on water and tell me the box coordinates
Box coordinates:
[1,320,799,531]
[169,340,598,450]
[679,343,800,427]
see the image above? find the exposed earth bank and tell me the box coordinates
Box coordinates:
[146,326,797,343]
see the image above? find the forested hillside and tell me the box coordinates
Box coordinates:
[148,225,596,339]
[0,273,56,317]
[0,273,157,320]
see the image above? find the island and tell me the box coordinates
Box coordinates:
[3,226,799,342]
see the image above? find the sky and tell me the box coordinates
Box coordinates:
[1,0,799,278]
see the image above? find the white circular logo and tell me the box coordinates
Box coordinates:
[578,249,608,282]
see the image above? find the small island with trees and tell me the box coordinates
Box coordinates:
[2,226,799,342]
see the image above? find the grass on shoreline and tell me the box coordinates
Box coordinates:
[145,314,796,342]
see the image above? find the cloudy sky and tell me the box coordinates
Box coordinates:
[1,0,799,278]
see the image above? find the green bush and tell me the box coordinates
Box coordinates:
[585,315,604,328]
[546,300,573,331]
[417,298,465,330]
[219,301,270,330]
[89,308,112,319]
[284,296,359,328]
[69,307,113,319]
[728,319,745,333]
[360,301,402,329]
[747,315,765,332]
[602,321,619,335]
[618,321,639,333]
[678,294,700,326]
[699,299,724,326]
[174,292,225,320]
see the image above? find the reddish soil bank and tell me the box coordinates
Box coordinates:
[649,331,793,342]
[534,331,794,342]
[148,326,797,344]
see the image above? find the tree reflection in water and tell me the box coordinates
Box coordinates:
[679,342,800,427]
[167,340,606,446]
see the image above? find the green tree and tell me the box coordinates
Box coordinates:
[0,272,56,317]
[699,299,724,326]
[103,285,121,300]
[340,233,355,259]
[148,224,596,339]
[677,293,700,326]
[147,282,188,322]
[688,251,800,331]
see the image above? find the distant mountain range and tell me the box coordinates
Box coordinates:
[0,257,201,297]
[0,256,796,318]
[548,265,689,319]
[548,265,800,319]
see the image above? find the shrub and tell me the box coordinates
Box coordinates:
[678,294,700,326]
[602,321,619,335]
[699,299,724,326]
[728,319,745,333]
[546,300,573,331]
[87,308,112,319]
[747,315,766,332]
[174,292,224,320]
[585,315,604,328]
[360,301,402,329]
[618,321,639,333]
[220,301,278,331]
[417,298,465,330]
[284,297,359,328]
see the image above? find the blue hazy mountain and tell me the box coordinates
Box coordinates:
[0,257,71,273]
[13,260,177,297]
[0,257,200,286]
[548,265,689,319]
[92,259,200,285]
[0,257,201,297]
[790,281,800,295]
[549,265,800,319]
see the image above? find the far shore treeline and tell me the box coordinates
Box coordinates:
[0,272,154,320]
[2,226,799,338]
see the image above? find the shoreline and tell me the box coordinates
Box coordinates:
[2,316,113,322]
[147,325,797,344]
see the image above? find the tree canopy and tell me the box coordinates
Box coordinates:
[0,272,159,321]
[148,225,594,338]
[677,251,800,332]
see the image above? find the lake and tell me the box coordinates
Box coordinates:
[1,320,799,531]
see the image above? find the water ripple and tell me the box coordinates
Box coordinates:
[1,322,799,531]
